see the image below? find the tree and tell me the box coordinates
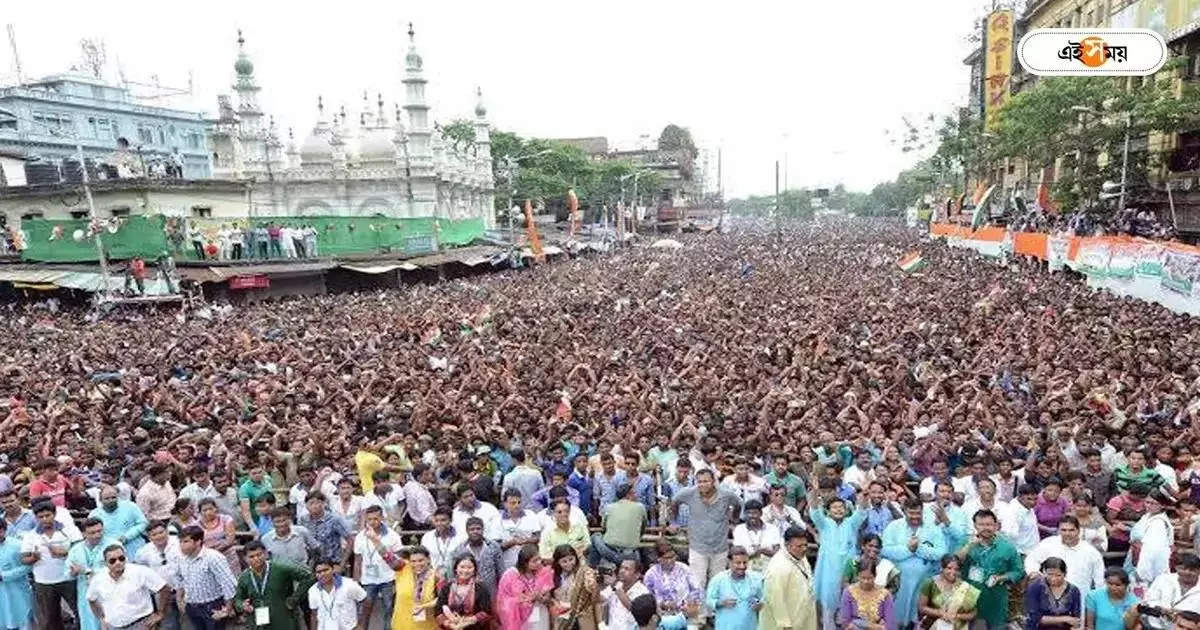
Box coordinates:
[438,119,476,154]
[658,124,698,181]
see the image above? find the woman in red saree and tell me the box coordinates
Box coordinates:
[495,544,554,630]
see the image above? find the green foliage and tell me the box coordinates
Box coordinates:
[658,124,697,181]
[486,130,667,213]
[438,119,477,154]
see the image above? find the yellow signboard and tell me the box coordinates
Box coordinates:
[985,10,1015,130]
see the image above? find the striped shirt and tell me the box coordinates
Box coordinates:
[173,547,237,604]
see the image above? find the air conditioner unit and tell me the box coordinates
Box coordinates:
[1180,178,1196,191]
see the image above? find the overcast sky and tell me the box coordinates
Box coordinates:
[3,0,985,198]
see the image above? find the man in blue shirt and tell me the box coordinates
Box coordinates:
[540,443,571,482]
[567,454,593,515]
[861,480,899,537]
[622,458,656,525]
[0,491,36,538]
[500,448,545,509]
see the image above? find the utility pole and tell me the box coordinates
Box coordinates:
[1118,111,1131,212]
[774,160,781,241]
[717,147,723,200]
[75,139,110,292]
[631,172,640,234]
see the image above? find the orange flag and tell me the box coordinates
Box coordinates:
[524,199,545,263]
[567,188,580,239]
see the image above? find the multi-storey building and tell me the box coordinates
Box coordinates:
[0,73,212,180]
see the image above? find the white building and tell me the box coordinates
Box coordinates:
[208,26,496,226]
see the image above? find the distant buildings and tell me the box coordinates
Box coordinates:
[547,134,699,208]
[0,73,212,180]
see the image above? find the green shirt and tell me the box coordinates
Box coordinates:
[233,561,314,630]
[763,471,806,507]
[1113,466,1163,492]
[603,499,648,549]
[960,535,1024,627]
[238,478,274,522]
[647,447,679,476]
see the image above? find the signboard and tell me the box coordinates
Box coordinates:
[229,274,270,290]
[985,10,1015,130]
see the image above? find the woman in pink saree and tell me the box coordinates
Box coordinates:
[495,544,555,630]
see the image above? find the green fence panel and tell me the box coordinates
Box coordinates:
[22,214,485,263]
[21,216,170,263]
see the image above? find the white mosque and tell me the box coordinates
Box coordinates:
[207,24,496,227]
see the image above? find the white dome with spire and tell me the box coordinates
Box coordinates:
[300,98,333,164]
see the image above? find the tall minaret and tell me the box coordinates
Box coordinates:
[402,22,435,217]
[233,30,267,174]
[473,87,496,225]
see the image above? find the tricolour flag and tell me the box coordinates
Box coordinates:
[897,251,927,273]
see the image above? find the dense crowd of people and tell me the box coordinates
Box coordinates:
[0,218,1199,630]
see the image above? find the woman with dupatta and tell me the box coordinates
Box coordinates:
[838,559,897,630]
[549,544,601,630]
[917,555,979,630]
[496,544,555,630]
[436,554,493,630]
[391,545,441,630]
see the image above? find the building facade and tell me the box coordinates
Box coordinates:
[209,27,496,226]
[0,73,212,178]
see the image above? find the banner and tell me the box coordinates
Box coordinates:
[1048,236,1069,272]
[985,10,1015,130]
[1162,249,1200,295]
[1076,240,1112,276]
[929,222,1200,315]
[1107,241,1140,279]
[1137,243,1166,277]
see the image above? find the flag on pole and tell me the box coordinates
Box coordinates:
[524,199,545,263]
[897,250,927,273]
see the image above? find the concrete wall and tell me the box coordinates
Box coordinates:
[0,157,26,187]
[0,186,249,228]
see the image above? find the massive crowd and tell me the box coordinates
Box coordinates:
[0,219,1199,630]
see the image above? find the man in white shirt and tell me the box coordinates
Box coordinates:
[1024,516,1105,593]
[604,558,651,630]
[353,505,402,627]
[21,501,82,629]
[451,487,503,541]
[402,464,437,528]
[177,466,220,506]
[132,520,183,629]
[419,508,465,576]
[1141,553,1200,630]
[721,460,769,510]
[962,478,1015,537]
[842,450,877,491]
[731,500,782,571]
[1007,484,1042,555]
[309,557,367,630]
[288,467,317,513]
[360,473,405,527]
[86,543,168,629]
[762,484,806,537]
[498,489,542,571]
